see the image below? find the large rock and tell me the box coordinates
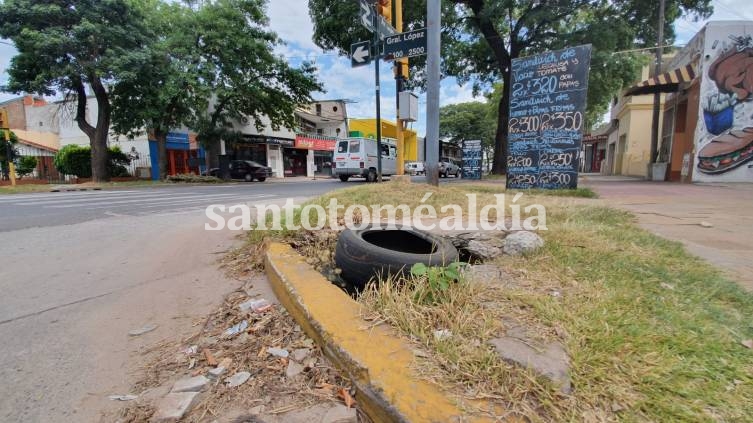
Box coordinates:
[502,231,544,256]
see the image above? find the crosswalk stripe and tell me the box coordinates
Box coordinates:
[0,190,145,203]
[45,193,247,208]
[10,191,212,206]
[63,195,275,211]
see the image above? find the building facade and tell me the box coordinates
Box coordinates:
[624,21,753,182]
[226,100,348,178]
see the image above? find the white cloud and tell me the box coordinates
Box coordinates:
[267,0,319,52]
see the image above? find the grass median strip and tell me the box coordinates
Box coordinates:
[237,182,752,421]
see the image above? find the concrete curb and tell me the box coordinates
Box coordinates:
[265,242,501,422]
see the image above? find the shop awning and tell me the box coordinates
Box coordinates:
[624,63,696,96]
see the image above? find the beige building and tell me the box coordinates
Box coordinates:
[604,67,666,177]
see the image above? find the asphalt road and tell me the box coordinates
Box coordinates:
[0,179,350,422]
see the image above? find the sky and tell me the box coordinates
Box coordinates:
[1,0,752,137]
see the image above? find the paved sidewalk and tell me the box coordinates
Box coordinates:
[584,180,753,291]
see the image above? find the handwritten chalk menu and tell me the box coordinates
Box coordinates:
[462,140,482,179]
[506,44,592,189]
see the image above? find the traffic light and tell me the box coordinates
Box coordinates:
[377,0,392,26]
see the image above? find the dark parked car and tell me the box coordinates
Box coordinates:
[208,160,272,182]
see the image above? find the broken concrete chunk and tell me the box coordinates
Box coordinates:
[489,334,571,394]
[291,348,310,362]
[128,323,158,336]
[464,264,508,283]
[322,403,358,423]
[502,231,544,256]
[171,375,209,393]
[466,239,503,261]
[152,391,200,422]
[225,371,251,388]
[286,360,305,378]
[267,347,289,358]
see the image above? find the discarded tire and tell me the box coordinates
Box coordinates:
[335,225,459,291]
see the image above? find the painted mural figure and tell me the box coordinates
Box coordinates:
[698,35,753,175]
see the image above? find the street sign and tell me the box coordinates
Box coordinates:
[358,0,375,32]
[383,28,427,60]
[350,40,371,67]
[358,0,396,39]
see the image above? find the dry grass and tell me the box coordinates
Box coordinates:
[342,184,753,422]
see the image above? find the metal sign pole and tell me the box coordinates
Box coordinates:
[425,0,440,186]
[373,3,383,182]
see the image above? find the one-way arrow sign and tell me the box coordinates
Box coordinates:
[350,40,371,68]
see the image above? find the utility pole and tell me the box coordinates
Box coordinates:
[394,0,406,176]
[0,109,16,187]
[425,0,440,186]
[373,2,383,182]
[649,0,666,178]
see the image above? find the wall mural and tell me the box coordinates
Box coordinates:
[697,31,753,178]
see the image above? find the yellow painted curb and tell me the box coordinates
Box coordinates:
[265,242,502,422]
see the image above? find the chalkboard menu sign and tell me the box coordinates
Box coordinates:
[462,139,482,180]
[506,44,592,189]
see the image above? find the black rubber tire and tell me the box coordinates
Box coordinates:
[244,173,253,182]
[366,169,377,183]
[335,226,459,291]
[339,174,350,182]
[257,177,266,182]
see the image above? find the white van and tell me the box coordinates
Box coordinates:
[333,137,397,182]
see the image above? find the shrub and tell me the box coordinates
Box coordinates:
[15,156,37,178]
[166,173,222,183]
[54,145,132,177]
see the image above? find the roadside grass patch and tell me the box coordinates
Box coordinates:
[350,186,753,422]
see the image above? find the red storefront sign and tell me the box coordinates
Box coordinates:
[294,135,337,151]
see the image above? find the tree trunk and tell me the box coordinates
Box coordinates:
[90,76,111,182]
[491,69,511,175]
[154,129,168,180]
[74,77,111,182]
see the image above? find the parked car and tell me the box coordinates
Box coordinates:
[404,161,425,175]
[208,160,272,182]
[333,137,397,182]
[438,157,461,178]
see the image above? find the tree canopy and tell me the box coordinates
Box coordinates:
[439,102,495,148]
[309,0,713,174]
[0,0,152,182]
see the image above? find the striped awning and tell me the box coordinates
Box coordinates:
[624,63,696,96]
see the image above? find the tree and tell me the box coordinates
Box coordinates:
[111,0,196,180]
[0,0,152,182]
[309,0,712,174]
[118,0,322,172]
[439,101,495,146]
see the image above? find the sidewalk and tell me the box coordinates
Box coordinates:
[584,179,753,291]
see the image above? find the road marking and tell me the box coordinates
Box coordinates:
[45,193,245,208]
[0,190,145,203]
[9,191,210,206]
[78,195,275,212]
